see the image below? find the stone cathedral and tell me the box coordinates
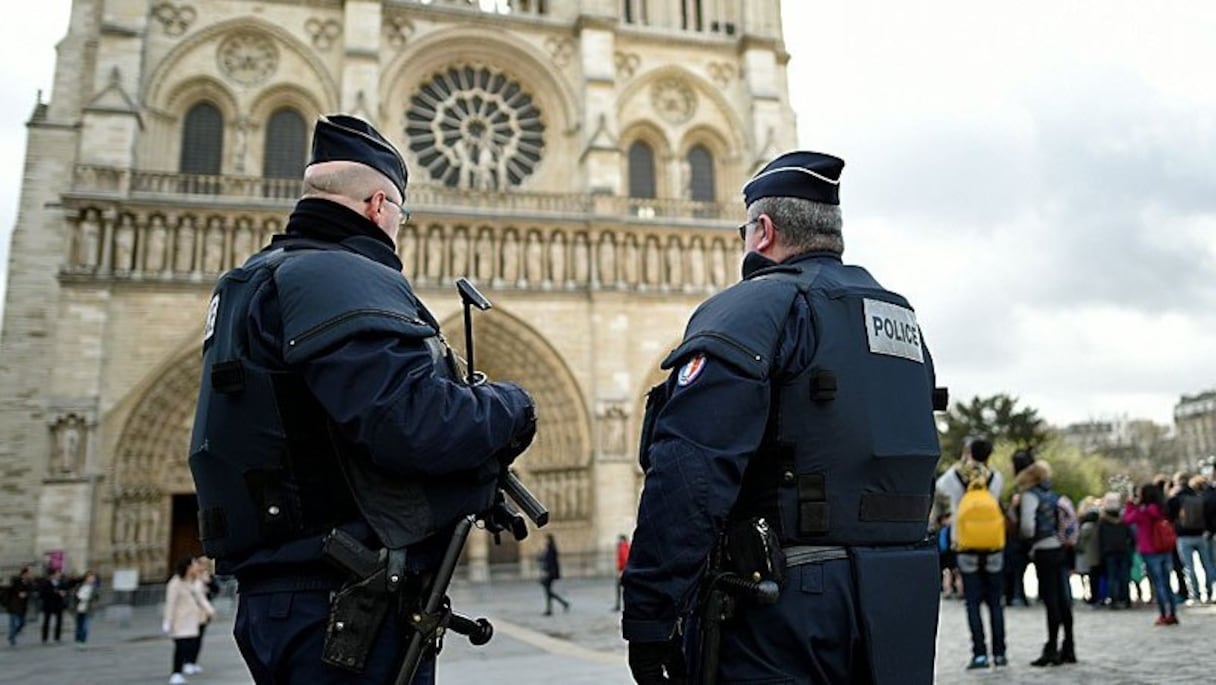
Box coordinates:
[0,0,796,583]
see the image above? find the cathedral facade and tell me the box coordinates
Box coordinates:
[0,0,796,582]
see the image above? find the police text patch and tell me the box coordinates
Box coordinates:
[863,299,923,363]
[202,294,219,343]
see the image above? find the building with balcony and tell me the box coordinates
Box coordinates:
[0,0,796,581]
[1175,389,1216,472]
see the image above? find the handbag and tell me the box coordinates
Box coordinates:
[1150,518,1177,553]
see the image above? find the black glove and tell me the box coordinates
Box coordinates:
[494,386,537,467]
[628,638,687,685]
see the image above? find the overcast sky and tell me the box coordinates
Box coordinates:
[1,1,1213,426]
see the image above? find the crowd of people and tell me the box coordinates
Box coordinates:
[935,440,1216,672]
[4,565,100,648]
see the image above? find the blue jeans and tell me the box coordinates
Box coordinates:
[961,567,1005,658]
[74,612,90,643]
[7,611,26,645]
[1176,535,1215,601]
[1103,552,1130,604]
[1142,552,1176,617]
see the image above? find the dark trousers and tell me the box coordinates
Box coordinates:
[41,609,63,642]
[173,636,201,674]
[1104,552,1131,605]
[542,577,569,614]
[197,622,207,661]
[8,611,27,645]
[613,572,623,610]
[74,612,90,643]
[1032,548,1073,650]
[234,588,435,684]
[1142,552,1176,617]
[961,569,1005,658]
[1003,543,1029,605]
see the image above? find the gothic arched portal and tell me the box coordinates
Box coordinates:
[109,308,592,578]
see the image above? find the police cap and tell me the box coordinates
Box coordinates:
[309,114,408,198]
[742,150,844,206]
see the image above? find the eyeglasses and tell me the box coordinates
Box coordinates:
[364,193,412,224]
[737,220,755,241]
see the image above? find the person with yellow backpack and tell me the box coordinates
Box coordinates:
[935,438,1007,670]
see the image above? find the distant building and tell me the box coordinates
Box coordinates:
[1059,416,1177,468]
[1175,389,1216,471]
[1059,420,1126,454]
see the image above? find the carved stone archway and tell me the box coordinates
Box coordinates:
[110,350,201,581]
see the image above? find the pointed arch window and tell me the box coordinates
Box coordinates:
[263,107,307,180]
[687,144,715,201]
[628,141,657,199]
[179,102,223,175]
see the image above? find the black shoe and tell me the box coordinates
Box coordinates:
[1030,643,1060,667]
[1059,641,1077,664]
[993,655,1008,667]
[966,655,989,670]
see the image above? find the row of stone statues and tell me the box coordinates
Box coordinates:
[66,209,738,292]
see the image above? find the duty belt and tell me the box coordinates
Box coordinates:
[783,545,848,567]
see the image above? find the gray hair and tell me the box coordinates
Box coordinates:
[301,161,401,204]
[747,196,843,254]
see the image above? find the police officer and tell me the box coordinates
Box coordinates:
[623,151,943,684]
[188,115,537,684]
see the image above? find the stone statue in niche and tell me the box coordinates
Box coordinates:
[621,235,639,286]
[597,234,616,287]
[113,216,135,273]
[175,216,196,273]
[146,216,167,273]
[75,214,100,269]
[572,234,589,285]
[525,231,544,284]
[51,415,86,475]
[710,238,727,286]
[665,236,683,289]
[548,231,566,285]
[500,231,519,284]
[232,220,255,265]
[687,238,706,288]
[597,403,629,457]
[425,226,445,281]
[643,236,662,286]
[475,229,495,282]
[451,228,470,277]
[204,218,225,273]
[397,225,417,275]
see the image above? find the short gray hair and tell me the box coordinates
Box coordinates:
[747,196,843,254]
[302,161,401,204]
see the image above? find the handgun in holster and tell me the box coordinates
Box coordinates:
[320,528,409,673]
[697,517,785,685]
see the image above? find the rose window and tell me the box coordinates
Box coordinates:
[406,65,545,190]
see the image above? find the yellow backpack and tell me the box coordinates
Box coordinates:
[954,470,1005,552]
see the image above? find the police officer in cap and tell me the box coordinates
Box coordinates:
[623,151,943,684]
[188,114,537,684]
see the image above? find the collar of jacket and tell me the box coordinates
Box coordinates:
[274,198,402,271]
[741,249,842,280]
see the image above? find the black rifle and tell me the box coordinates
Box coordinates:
[395,278,549,684]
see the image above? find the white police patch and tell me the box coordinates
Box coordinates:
[202,294,219,343]
[677,354,707,386]
[863,298,923,363]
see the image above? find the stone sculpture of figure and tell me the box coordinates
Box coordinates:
[473,142,498,191]
[175,216,197,274]
[621,234,639,286]
[597,233,616,288]
[500,229,520,284]
[146,215,167,273]
[397,225,418,275]
[643,236,662,287]
[665,236,683,289]
[232,219,256,265]
[55,419,82,474]
[451,227,470,277]
[113,215,136,273]
[687,237,706,289]
[204,217,225,273]
[710,238,727,287]
[548,231,566,285]
[425,225,445,281]
[475,228,495,282]
[525,230,544,285]
[76,214,101,270]
[572,234,590,286]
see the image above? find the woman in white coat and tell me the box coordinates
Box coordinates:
[164,557,214,684]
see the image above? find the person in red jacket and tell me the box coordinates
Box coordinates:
[613,535,631,612]
[1124,483,1178,625]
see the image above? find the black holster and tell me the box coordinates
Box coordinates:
[322,570,393,672]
